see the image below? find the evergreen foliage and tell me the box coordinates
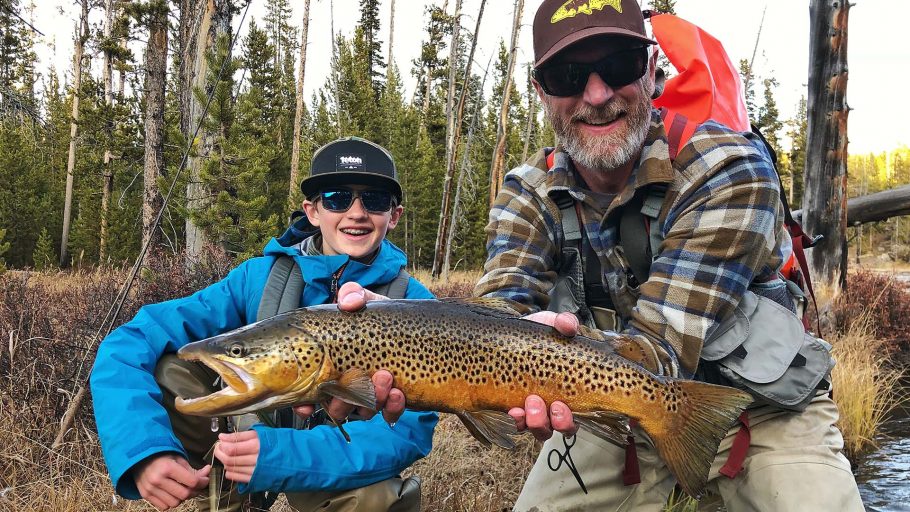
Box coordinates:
[1,1,904,274]
[188,34,280,260]
[0,226,9,273]
[785,96,808,205]
[32,227,57,271]
[358,0,386,96]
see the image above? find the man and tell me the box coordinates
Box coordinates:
[91,137,436,512]
[474,1,864,510]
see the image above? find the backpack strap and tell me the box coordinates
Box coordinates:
[659,107,697,160]
[257,255,305,321]
[370,269,412,299]
[620,185,668,285]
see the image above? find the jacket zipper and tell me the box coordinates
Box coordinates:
[329,263,348,303]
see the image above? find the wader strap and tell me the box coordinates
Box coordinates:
[619,186,667,287]
[557,197,582,245]
[719,411,751,479]
[257,256,305,321]
[623,419,641,486]
[623,435,641,486]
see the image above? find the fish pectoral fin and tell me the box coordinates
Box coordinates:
[574,411,632,448]
[316,369,377,410]
[439,298,524,318]
[455,410,518,450]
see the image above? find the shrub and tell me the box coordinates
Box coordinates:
[832,271,910,353]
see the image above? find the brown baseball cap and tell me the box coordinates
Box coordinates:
[533,0,656,68]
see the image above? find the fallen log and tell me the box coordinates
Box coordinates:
[793,185,910,226]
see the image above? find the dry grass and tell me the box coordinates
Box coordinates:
[3,265,907,510]
[413,269,483,298]
[404,415,538,512]
[829,313,908,461]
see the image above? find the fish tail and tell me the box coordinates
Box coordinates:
[642,380,753,498]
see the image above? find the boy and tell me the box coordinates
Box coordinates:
[90,137,437,512]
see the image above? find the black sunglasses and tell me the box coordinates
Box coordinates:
[317,188,395,214]
[533,46,649,97]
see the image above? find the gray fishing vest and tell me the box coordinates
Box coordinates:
[509,161,834,413]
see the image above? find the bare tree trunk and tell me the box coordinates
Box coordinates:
[142,1,168,264]
[743,5,766,95]
[802,0,850,293]
[431,0,463,278]
[99,0,116,262]
[180,0,232,267]
[521,67,536,162]
[288,0,311,211]
[60,0,89,268]
[488,0,524,208]
[432,0,486,278]
[443,56,492,275]
[387,0,395,69]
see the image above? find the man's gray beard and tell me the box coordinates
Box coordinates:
[545,80,653,171]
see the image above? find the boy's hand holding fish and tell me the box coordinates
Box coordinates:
[215,282,410,481]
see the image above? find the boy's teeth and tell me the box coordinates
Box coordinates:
[342,228,369,235]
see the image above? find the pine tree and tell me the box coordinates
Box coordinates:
[412,6,450,124]
[32,227,57,270]
[359,0,385,96]
[189,35,280,259]
[757,77,783,155]
[649,0,676,77]
[738,59,758,122]
[0,226,8,273]
[786,96,808,205]
[650,0,676,13]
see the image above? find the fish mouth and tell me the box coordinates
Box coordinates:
[174,352,270,416]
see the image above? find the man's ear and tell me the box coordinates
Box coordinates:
[387,205,404,230]
[648,49,664,100]
[532,78,546,103]
[302,200,321,227]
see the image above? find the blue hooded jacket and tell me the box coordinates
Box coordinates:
[90,233,437,499]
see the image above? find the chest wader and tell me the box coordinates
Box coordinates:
[546,132,835,485]
[224,255,417,512]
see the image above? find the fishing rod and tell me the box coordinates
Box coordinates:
[53,0,254,450]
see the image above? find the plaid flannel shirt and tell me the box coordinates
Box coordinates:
[474,110,788,376]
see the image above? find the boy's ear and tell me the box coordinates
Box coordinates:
[387,205,403,230]
[302,200,321,227]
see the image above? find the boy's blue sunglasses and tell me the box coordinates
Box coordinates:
[318,188,395,214]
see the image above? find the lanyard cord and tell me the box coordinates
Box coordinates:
[54,0,254,449]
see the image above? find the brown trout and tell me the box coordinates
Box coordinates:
[175,298,752,497]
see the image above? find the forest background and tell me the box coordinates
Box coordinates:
[1,0,908,276]
[2,1,910,510]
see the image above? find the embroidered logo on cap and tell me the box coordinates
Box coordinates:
[551,0,622,24]
[337,155,364,171]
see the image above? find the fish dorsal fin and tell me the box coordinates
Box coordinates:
[573,411,632,449]
[455,410,519,449]
[577,324,609,342]
[317,369,376,410]
[439,297,524,318]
